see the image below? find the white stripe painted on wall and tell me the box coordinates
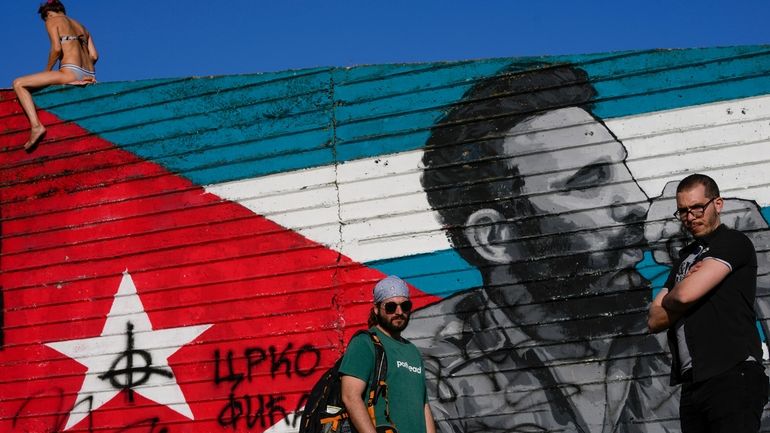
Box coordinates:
[608,94,770,203]
[206,95,770,265]
[205,149,451,263]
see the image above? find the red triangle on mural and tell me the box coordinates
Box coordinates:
[0,93,438,433]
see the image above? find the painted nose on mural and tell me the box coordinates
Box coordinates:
[610,197,648,224]
[610,197,649,246]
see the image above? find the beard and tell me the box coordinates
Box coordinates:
[377,310,410,334]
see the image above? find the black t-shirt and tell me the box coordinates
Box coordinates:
[665,224,761,384]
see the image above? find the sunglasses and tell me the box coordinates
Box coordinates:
[381,300,413,314]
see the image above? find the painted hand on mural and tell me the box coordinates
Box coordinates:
[644,182,691,267]
[646,181,770,265]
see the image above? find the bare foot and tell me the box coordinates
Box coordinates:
[24,125,46,152]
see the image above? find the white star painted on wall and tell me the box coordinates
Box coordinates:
[45,270,213,431]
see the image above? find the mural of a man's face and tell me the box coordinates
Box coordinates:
[464,108,650,338]
[467,107,649,276]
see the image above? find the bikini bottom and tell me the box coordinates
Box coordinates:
[60,63,96,82]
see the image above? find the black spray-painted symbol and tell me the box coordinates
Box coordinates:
[98,321,174,402]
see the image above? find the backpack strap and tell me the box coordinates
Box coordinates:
[360,330,396,430]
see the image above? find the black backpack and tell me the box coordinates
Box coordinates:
[299,330,395,433]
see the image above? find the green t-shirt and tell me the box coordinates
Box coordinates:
[339,327,427,433]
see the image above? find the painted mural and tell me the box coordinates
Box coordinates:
[1,46,770,433]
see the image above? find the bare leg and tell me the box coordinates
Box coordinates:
[12,69,78,150]
[12,79,46,150]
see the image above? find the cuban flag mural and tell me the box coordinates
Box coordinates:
[2,46,770,432]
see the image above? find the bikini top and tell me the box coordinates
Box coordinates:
[60,34,85,44]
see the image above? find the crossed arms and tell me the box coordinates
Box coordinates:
[647,259,732,333]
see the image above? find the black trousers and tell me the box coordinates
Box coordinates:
[680,361,769,433]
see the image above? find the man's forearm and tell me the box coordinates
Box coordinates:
[661,291,688,312]
[648,288,682,332]
[662,259,731,311]
[425,403,437,433]
[648,303,669,332]
[341,395,376,433]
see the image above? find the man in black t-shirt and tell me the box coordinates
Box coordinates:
[648,173,769,433]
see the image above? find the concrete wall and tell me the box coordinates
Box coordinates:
[2,46,770,432]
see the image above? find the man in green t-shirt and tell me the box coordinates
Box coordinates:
[339,275,436,433]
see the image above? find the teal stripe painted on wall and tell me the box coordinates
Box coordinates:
[35,69,334,184]
[575,45,770,81]
[589,49,770,118]
[335,130,429,162]
[33,46,770,187]
[107,109,332,160]
[366,249,483,298]
[333,60,510,110]
[35,69,329,112]
[184,147,335,185]
[150,129,333,181]
[70,79,331,139]
[34,77,185,109]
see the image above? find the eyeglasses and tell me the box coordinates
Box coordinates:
[381,300,413,314]
[673,197,717,220]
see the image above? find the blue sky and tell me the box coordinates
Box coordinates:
[2,0,770,86]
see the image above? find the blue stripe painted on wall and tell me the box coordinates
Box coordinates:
[592,58,770,118]
[366,249,483,298]
[35,69,332,137]
[34,77,186,108]
[34,70,334,184]
[370,248,765,342]
[70,85,331,141]
[333,60,510,112]
[111,111,332,162]
[335,130,430,162]
[335,86,468,128]
[35,68,330,113]
[378,249,676,301]
[575,46,770,81]
[159,128,330,162]
[186,147,335,185]
[33,46,770,187]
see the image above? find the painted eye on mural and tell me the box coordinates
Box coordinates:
[563,162,611,190]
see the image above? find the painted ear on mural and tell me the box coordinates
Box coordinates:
[463,208,520,264]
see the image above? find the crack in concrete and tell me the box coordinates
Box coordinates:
[328,73,347,351]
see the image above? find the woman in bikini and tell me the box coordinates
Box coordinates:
[12,0,98,151]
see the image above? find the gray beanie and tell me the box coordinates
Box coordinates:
[373,275,409,303]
